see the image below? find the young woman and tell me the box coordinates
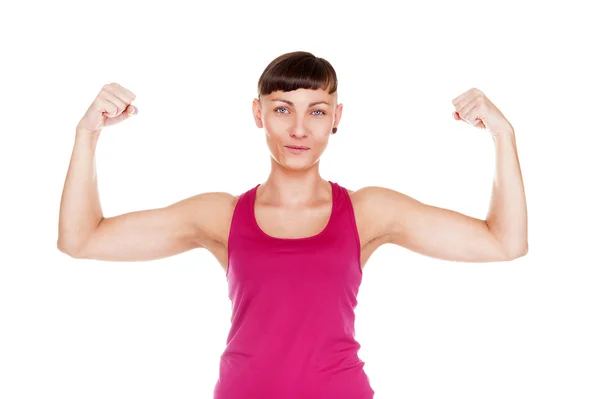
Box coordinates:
[57,51,528,398]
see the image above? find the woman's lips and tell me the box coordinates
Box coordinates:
[285,146,309,154]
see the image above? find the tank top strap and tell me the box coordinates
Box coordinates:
[231,184,260,237]
[225,184,259,278]
[327,180,344,229]
[328,181,361,248]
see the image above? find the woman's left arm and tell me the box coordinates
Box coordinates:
[358,88,528,262]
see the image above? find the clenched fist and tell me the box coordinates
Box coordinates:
[76,83,137,135]
[452,88,513,137]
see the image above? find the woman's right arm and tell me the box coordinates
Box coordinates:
[57,83,235,261]
[58,190,236,262]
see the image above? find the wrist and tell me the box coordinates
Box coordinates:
[492,127,515,142]
[75,129,101,148]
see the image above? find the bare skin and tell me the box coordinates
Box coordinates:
[58,83,528,272]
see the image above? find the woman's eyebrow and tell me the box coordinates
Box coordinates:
[271,98,330,107]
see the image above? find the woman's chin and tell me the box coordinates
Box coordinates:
[277,157,319,171]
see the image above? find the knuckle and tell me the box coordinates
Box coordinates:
[110,100,123,113]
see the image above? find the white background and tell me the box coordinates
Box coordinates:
[1,1,599,398]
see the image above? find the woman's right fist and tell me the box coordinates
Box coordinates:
[76,83,137,134]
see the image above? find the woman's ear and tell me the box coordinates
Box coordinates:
[252,98,264,128]
[334,102,343,129]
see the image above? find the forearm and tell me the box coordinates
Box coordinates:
[57,130,104,254]
[485,129,528,259]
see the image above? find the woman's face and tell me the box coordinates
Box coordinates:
[252,88,343,171]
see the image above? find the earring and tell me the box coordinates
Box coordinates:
[332,127,337,134]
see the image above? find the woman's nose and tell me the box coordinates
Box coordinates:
[289,117,309,138]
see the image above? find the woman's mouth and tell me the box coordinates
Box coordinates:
[285,146,309,154]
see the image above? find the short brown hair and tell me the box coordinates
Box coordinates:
[257,51,338,98]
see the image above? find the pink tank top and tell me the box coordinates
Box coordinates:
[213,181,375,398]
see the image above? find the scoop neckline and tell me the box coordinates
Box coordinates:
[250,180,335,242]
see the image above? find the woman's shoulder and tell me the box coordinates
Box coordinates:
[346,185,409,218]
[178,191,239,247]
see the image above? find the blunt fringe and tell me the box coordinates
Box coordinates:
[257,51,338,98]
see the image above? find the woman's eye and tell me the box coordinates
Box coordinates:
[275,107,287,114]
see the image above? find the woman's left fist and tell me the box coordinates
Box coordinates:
[452,88,513,137]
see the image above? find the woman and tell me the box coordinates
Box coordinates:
[57,51,528,398]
